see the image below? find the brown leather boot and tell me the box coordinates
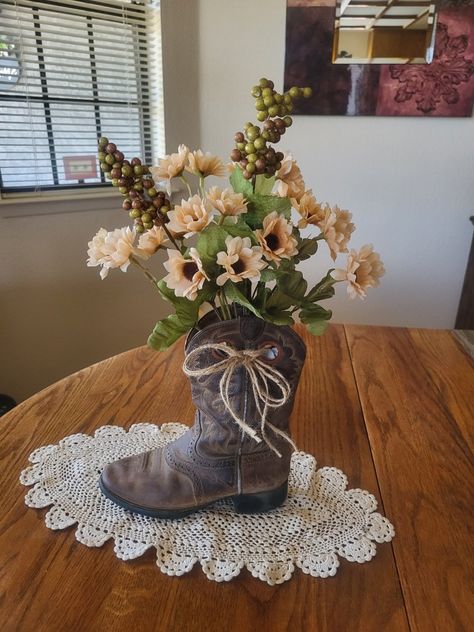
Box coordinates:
[99,315,306,518]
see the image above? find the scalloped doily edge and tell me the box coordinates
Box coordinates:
[20,423,395,585]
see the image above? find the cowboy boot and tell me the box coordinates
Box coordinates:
[99,315,306,519]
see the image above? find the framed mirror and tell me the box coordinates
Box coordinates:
[333,0,437,64]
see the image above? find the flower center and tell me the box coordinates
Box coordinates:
[232,258,246,275]
[265,233,280,251]
[183,261,198,280]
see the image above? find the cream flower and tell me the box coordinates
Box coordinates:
[163,248,209,301]
[87,226,147,280]
[276,153,306,202]
[321,206,355,261]
[216,236,266,286]
[333,244,385,299]
[137,225,168,255]
[255,211,298,264]
[186,150,227,178]
[292,190,325,228]
[166,195,212,237]
[206,186,247,216]
[150,144,189,180]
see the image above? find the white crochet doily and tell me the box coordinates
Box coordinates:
[20,423,395,585]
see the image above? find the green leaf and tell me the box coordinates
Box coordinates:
[157,280,211,328]
[223,282,263,319]
[277,271,308,304]
[299,303,332,337]
[245,194,291,228]
[278,258,296,273]
[305,270,336,302]
[196,220,259,277]
[253,282,267,309]
[295,237,318,262]
[229,166,253,196]
[302,318,330,336]
[265,287,294,311]
[195,223,228,275]
[259,268,279,282]
[262,309,295,326]
[147,314,189,351]
[254,174,275,196]
[223,219,256,242]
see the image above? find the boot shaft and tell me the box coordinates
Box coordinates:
[184,314,306,459]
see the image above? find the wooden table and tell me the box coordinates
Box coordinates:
[1,325,472,632]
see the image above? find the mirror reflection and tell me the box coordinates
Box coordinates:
[333,0,437,64]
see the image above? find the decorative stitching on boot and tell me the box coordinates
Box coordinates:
[164,446,204,497]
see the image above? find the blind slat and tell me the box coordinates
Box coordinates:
[2,0,149,24]
[1,25,148,48]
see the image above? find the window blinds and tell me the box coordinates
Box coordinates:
[0,0,163,193]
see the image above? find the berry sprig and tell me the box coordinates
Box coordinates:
[230,78,312,181]
[98,137,171,234]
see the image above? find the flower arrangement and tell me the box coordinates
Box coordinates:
[87,78,385,350]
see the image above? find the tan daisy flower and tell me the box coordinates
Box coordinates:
[163,248,209,301]
[166,195,212,237]
[216,236,266,286]
[255,211,298,264]
[206,186,248,217]
[150,144,189,180]
[292,190,325,228]
[87,226,148,280]
[137,225,168,255]
[186,150,227,178]
[333,244,385,299]
[322,206,355,261]
[276,152,306,202]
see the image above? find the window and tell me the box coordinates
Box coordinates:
[0,0,163,194]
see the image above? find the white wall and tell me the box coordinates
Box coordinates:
[197,0,474,328]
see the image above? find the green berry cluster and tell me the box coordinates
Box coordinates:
[98,137,171,233]
[230,78,312,180]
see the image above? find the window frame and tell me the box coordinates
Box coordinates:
[0,0,155,199]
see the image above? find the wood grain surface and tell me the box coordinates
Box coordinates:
[0,324,471,632]
[346,326,474,632]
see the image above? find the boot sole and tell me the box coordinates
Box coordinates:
[99,476,288,520]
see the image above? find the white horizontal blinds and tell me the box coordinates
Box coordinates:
[0,0,159,192]
[146,0,165,162]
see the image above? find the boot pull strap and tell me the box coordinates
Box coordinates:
[183,343,297,458]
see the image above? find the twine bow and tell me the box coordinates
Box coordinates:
[183,343,297,457]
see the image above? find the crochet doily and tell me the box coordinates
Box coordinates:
[20,423,395,585]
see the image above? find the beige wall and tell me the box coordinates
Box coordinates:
[1,0,473,403]
[0,207,169,402]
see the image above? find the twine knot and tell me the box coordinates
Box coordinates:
[183,342,297,457]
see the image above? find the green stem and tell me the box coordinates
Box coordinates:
[243,278,252,301]
[130,256,159,285]
[199,175,205,198]
[156,214,180,251]
[208,299,223,321]
[251,281,260,301]
[219,289,231,320]
[179,175,192,197]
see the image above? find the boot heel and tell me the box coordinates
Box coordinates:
[233,480,288,514]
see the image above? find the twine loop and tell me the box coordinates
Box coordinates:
[183,343,297,457]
